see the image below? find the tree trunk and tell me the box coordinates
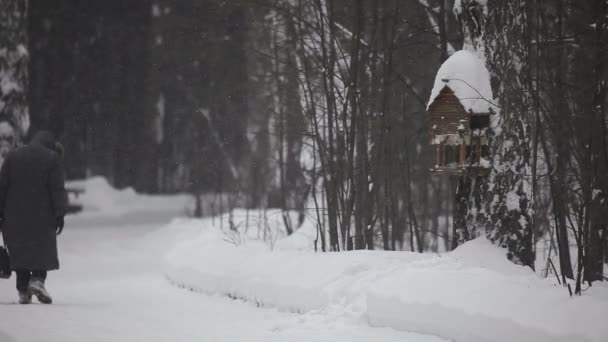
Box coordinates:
[455,0,535,268]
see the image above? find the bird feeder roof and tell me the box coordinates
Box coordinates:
[427,50,494,114]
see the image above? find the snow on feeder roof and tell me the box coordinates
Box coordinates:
[427,50,494,114]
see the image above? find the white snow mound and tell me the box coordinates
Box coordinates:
[67,177,191,217]
[427,50,494,113]
[159,215,608,342]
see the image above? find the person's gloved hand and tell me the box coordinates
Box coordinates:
[56,216,64,235]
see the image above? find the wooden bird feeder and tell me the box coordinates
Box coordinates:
[428,85,491,176]
[426,50,495,177]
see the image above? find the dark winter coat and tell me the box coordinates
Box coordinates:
[0,132,68,271]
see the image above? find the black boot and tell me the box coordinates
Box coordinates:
[18,291,32,304]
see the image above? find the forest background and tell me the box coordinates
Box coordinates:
[1,0,606,286]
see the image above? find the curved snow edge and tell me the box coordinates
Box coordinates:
[164,261,598,342]
[366,293,589,342]
[159,218,608,342]
[165,265,327,313]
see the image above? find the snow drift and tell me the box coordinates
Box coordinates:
[67,177,191,217]
[160,214,608,342]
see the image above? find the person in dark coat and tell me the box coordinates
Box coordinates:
[0,131,67,304]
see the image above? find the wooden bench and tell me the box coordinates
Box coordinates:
[66,187,84,214]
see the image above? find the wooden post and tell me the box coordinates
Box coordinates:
[436,144,442,167]
[459,141,466,166]
[473,138,480,164]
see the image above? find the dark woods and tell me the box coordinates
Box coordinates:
[24,0,463,253]
[28,1,248,194]
[527,0,608,288]
[0,0,606,289]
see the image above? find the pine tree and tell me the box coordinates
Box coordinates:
[0,0,29,137]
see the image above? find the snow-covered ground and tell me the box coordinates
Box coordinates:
[0,181,445,342]
[66,177,193,221]
[162,211,608,342]
[0,179,606,342]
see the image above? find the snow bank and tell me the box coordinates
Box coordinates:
[164,222,428,313]
[275,216,318,251]
[67,177,191,218]
[427,50,494,113]
[161,215,608,342]
[368,238,604,342]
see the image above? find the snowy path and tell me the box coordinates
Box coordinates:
[0,214,445,342]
